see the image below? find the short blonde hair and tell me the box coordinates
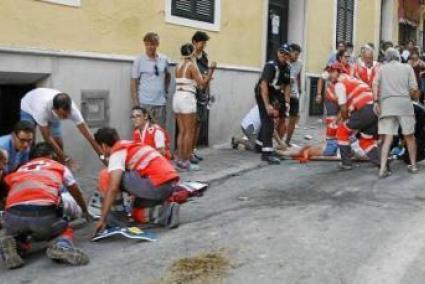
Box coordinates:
[143,32,159,44]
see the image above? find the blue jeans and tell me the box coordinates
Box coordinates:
[20,110,62,138]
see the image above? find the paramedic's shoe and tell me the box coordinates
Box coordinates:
[338,163,353,171]
[262,154,281,165]
[0,236,24,269]
[46,239,89,266]
[408,164,419,174]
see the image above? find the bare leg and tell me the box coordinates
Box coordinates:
[277,117,286,141]
[379,134,393,176]
[176,114,184,160]
[181,114,197,161]
[285,116,299,145]
[192,120,200,152]
[404,134,417,166]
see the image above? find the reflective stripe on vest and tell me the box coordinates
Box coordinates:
[340,75,373,112]
[6,178,60,208]
[126,147,161,171]
[326,85,337,103]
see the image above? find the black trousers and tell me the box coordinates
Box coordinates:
[255,90,275,154]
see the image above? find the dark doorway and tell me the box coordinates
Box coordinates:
[266,0,289,61]
[0,85,35,136]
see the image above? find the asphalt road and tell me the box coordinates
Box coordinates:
[2,159,425,284]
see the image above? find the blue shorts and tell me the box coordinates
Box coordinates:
[20,110,62,138]
[323,139,338,156]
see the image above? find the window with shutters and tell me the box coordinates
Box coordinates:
[336,0,355,44]
[165,0,221,31]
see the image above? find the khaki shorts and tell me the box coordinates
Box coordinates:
[378,116,415,135]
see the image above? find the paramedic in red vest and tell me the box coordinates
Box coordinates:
[94,127,180,234]
[327,64,380,170]
[354,47,380,87]
[0,143,89,269]
[131,106,172,160]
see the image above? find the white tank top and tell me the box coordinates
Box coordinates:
[176,62,197,94]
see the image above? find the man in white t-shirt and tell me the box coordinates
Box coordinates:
[232,105,261,151]
[20,88,103,164]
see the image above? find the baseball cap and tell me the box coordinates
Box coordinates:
[278,43,292,54]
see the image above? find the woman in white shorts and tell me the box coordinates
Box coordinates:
[173,43,215,171]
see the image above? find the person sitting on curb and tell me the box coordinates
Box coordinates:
[131,106,172,160]
[0,120,35,175]
[93,127,180,235]
[0,143,89,269]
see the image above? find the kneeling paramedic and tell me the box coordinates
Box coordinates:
[0,143,89,269]
[327,64,380,169]
[94,127,180,235]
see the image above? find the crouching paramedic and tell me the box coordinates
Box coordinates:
[327,64,380,169]
[0,143,89,269]
[94,127,180,234]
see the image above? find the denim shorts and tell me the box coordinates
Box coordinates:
[20,110,62,138]
[323,139,338,156]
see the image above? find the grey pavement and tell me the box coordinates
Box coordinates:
[4,121,425,283]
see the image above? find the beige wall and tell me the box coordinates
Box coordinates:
[0,0,264,68]
[305,0,335,74]
[305,0,382,74]
[355,0,381,53]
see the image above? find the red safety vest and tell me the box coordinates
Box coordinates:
[4,158,65,209]
[132,123,172,160]
[338,74,373,112]
[111,140,179,187]
[354,62,380,87]
[325,84,338,104]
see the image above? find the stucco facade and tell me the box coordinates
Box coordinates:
[0,0,264,68]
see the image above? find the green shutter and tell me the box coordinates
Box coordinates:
[172,0,215,23]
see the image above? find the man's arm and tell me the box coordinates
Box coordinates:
[76,123,104,158]
[130,79,140,106]
[260,80,274,116]
[67,183,88,215]
[39,126,65,162]
[95,170,123,233]
[316,78,324,103]
[164,65,171,96]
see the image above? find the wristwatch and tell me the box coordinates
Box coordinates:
[99,155,106,161]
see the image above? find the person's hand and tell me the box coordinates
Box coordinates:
[266,104,275,116]
[373,103,381,116]
[316,94,323,104]
[95,219,106,236]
